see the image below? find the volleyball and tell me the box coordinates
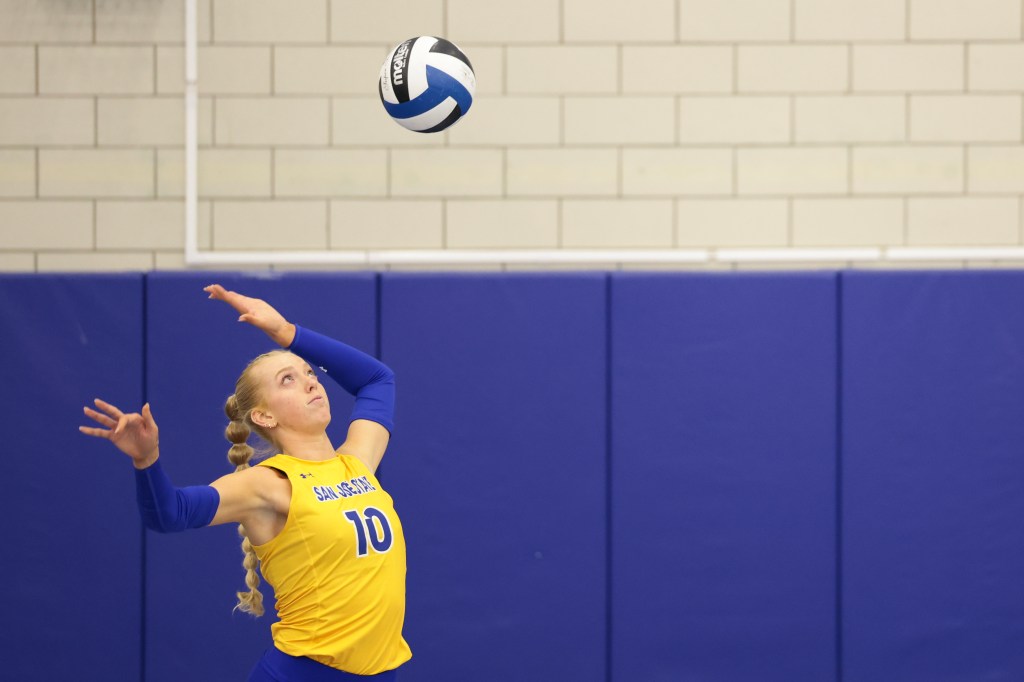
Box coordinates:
[378,36,475,133]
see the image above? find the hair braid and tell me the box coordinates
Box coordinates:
[224,393,264,617]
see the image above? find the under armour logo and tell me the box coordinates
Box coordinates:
[299,472,314,479]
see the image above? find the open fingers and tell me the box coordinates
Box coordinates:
[204,284,251,315]
[83,405,117,428]
[93,398,125,420]
[203,283,228,300]
[142,403,158,429]
[114,414,131,436]
[78,425,111,439]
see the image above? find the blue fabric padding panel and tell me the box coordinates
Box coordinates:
[0,275,143,682]
[610,273,838,682]
[144,273,377,682]
[842,271,1024,682]
[380,274,607,682]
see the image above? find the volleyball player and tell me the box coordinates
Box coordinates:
[80,284,411,681]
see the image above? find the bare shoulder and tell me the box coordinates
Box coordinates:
[211,464,290,506]
[208,463,292,526]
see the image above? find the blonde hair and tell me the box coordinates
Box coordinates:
[223,349,289,617]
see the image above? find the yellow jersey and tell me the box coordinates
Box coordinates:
[254,453,411,675]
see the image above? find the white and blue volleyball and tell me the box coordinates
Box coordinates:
[378,36,475,133]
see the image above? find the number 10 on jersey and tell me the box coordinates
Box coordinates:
[344,507,393,557]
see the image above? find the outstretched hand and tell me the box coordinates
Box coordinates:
[80,399,160,469]
[204,284,296,347]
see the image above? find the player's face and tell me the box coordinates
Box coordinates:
[252,352,331,433]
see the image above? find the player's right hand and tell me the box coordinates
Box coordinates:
[80,399,160,469]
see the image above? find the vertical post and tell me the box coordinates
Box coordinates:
[184,0,198,263]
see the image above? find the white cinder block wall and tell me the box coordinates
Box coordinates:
[1,0,1023,272]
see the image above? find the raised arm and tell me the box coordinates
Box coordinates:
[289,324,395,473]
[204,283,395,473]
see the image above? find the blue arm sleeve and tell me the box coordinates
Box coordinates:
[288,324,395,433]
[134,459,220,533]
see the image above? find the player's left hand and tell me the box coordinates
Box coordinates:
[204,284,296,347]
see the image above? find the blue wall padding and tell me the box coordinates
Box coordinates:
[380,274,608,682]
[143,273,377,682]
[610,273,839,682]
[842,271,1024,682]
[0,275,144,682]
[10,269,1024,682]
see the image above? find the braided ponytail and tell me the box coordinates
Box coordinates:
[224,393,264,617]
[222,349,291,617]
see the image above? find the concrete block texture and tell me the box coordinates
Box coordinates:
[97,201,190,249]
[331,97,446,147]
[738,147,848,195]
[330,0,444,44]
[679,0,791,41]
[275,47,385,95]
[37,252,154,272]
[969,45,1024,92]
[330,200,443,249]
[909,0,1022,40]
[157,47,272,95]
[853,146,964,194]
[215,98,330,145]
[907,198,1020,245]
[98,98,214,147]
[622,47,733,94]
[96,0,212,44]
[213,201,328,250]
[968,146,1024,193]
[792,199,904,246]
[0,0,92,43]
[794,0,905,40]
[622,148,733,196]
[0,48,35,94]
[0,201,93,249]
[507,149,619,196]
[0,98,93,146]
[853,45,965,93]
[213,0,328,43]
[739,46,848,93]
[561,200,674,247]
[564,97,676,145]
[0,253,35,272]
[0,150,35,197]
[390,149,503,197]
[39,47,154,95]
[2,0,1024,271]
[448,0,560,43]
[795,96,906,143]
[39,150,154,198]
[448,97,560,146]
[157,149,272,198]
[507,47,618,95]
[564,0,676,42]
[446,200,558,248]
[676,199,789,247]
[274,149,387,197]
[910,96,1022,143]
[679,97,790,144]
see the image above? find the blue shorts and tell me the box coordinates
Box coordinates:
[247,647,399,682]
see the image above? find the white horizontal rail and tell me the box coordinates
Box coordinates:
[183,247,1024,267]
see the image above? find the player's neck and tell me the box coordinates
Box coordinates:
[278,431,336,461]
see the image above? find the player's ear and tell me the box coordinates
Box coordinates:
[251,409,277,430]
